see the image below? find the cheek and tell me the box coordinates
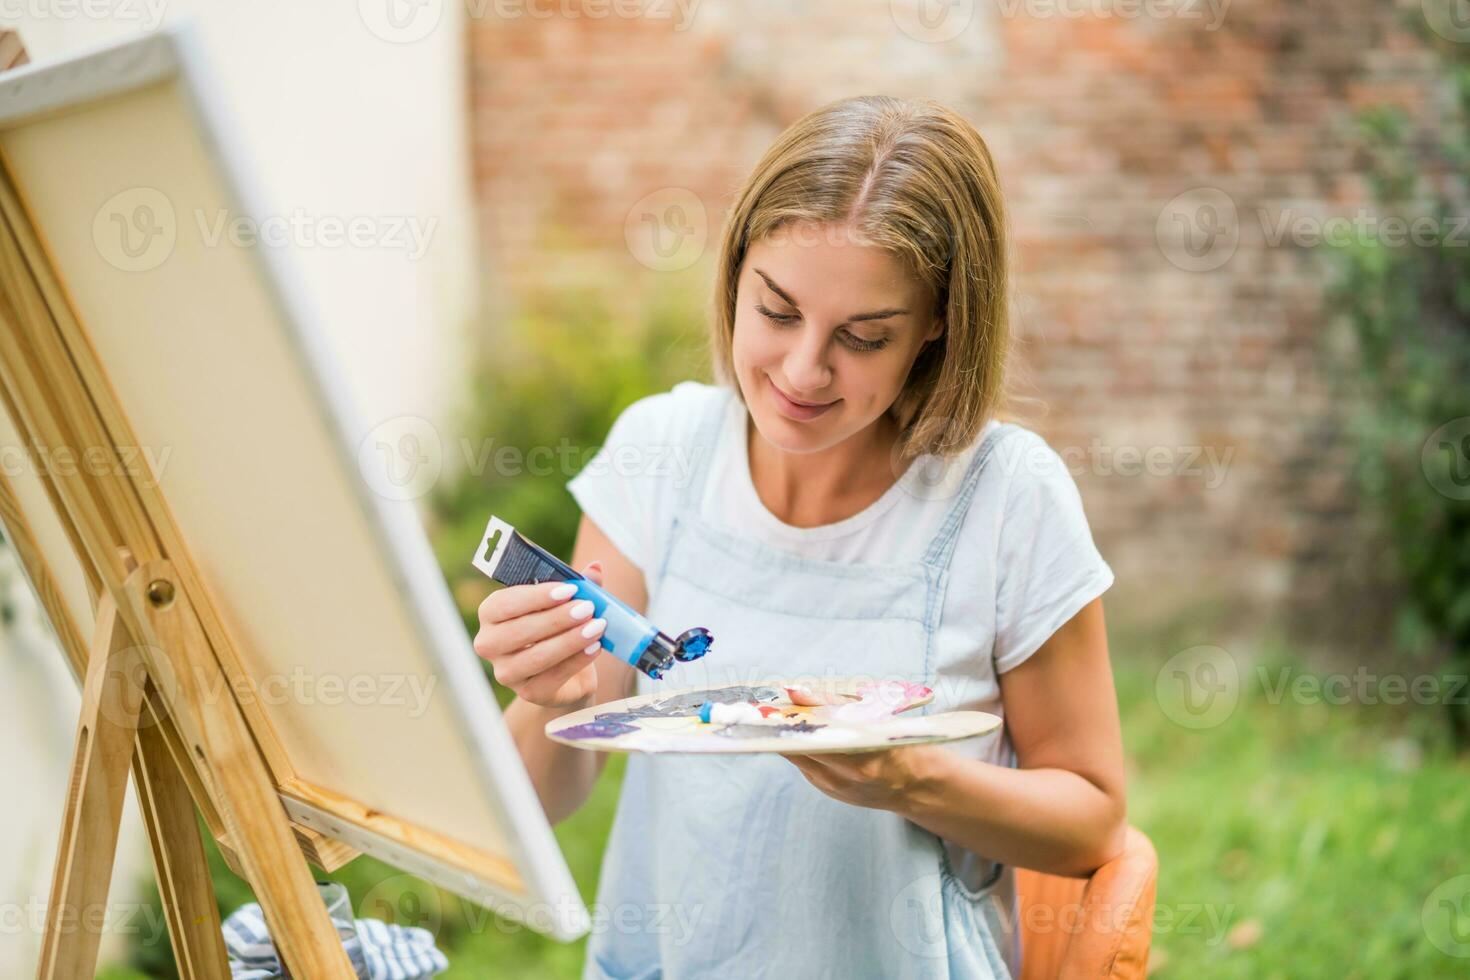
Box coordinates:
[732,312,779,369]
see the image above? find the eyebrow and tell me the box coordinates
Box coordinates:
[754,268,910,322]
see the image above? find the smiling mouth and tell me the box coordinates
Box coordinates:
[770,379,836,408]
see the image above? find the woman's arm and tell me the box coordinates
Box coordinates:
[499,514,642,824]
[902,596,1127,877]
[785,597,1127,878]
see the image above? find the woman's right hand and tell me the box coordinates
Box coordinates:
[473,561,609,708]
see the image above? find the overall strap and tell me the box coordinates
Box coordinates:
[921,422,1019,569]
[677,384,735,514]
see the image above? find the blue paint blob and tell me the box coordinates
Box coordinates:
[556,719,640,740]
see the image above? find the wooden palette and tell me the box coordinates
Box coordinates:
[545,677,1003,755]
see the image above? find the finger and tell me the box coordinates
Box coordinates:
[581,560,604,586]
[490,592,603,654]
[481,580,579,625]
[495,616,607,687]
[518,635,602,703]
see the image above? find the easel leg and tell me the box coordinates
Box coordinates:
[37,598,145,979]
[124,561,359,979]
[133,696,231,979]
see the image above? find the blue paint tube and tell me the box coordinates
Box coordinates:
[471,515,712,680]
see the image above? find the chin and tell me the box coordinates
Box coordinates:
[747,403,844,455]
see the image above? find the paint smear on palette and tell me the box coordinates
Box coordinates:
[715,720,826,739]
[831,680,933,723]
[556,719,640,740]
[596,685,783,723]
[634,716,703,732]
[783,685,852,707]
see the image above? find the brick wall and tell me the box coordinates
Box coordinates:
[468,0,1454,646]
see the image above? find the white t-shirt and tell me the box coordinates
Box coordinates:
[569,379,1113,675]
[567,379,1114,900]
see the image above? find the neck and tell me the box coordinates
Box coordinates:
[746,411,903,528]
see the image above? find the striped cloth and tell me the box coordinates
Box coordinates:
[223,882,448,980]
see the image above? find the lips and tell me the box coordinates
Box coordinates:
[768,376,838,421]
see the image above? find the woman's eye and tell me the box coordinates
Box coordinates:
[756,303,799,324]
[839,329,888,353]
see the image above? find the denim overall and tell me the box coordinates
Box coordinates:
[585,388,1020,979]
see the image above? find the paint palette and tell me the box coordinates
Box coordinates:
[544,677,1003,755]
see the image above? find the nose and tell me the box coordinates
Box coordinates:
[783,324,833,395]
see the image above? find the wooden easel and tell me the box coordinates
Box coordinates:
[0,30,359,979]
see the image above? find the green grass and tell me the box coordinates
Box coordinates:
[1118,645,1470,978]
[110,640,1470,978]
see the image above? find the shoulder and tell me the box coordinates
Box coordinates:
[948,421,1091,538]
[605,379,731,448]
[987,423,1074,491]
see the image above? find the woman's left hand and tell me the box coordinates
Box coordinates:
[781,745,935,812]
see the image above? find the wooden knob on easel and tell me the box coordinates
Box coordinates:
[146,579,175,607]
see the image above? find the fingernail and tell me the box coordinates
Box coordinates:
[549,583,577,601]
[569,599,595,620]
[584,641,602,655]
[581,618,606,639]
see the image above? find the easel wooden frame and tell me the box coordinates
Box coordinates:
[0,36,360,979]
[0,22,585,980]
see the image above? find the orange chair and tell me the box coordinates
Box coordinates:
[1015,827,1158,979]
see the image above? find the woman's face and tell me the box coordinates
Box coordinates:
[731,221,943,456]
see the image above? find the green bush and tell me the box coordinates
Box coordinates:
[1329,30,1470,747]
[432,281,710,644]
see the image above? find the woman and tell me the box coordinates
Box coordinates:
[474,95,1126,979]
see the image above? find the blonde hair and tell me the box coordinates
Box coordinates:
[709,95,1012,460]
